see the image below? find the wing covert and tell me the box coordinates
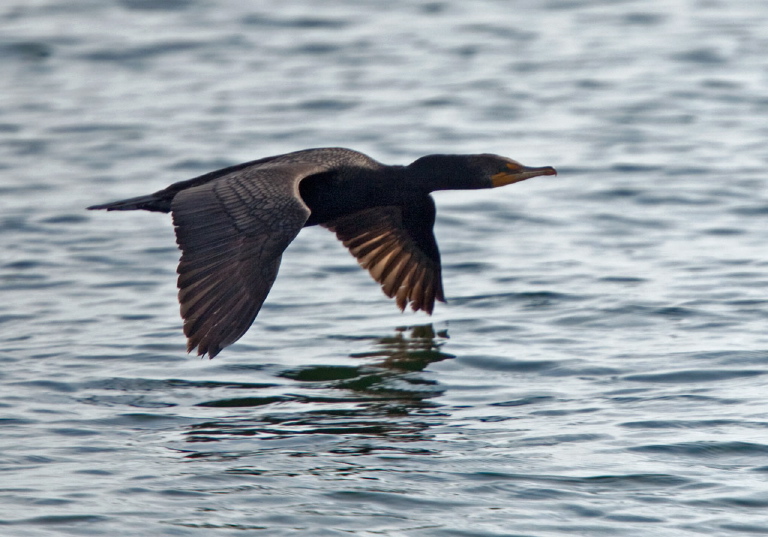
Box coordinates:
[171,162,324,357]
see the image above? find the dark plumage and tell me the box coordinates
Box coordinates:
[88,147,556,358]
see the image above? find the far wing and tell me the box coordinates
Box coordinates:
[171,162,325,357]
[323,196,445,314]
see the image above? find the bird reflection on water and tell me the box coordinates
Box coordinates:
[183,325,453,453]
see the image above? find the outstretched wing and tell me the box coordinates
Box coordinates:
[171,162,325,357]
[323,196,445,314]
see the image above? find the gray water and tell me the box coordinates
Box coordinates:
[2,0,768,535]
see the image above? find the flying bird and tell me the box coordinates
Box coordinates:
[89,147,556,357]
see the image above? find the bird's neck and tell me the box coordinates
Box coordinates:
[404,156,482,192]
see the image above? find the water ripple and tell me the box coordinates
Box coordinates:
[3,0,768,535]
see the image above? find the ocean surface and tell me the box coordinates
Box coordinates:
[2,0,768,535]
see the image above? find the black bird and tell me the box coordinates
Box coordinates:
[88,147,556,358]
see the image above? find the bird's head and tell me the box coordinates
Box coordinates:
[408,153,556,191]
[472,154,557,188]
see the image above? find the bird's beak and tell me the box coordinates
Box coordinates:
[491,163,557,188]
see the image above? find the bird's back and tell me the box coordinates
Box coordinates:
[87,147,382,214]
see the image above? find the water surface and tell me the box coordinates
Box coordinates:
[2,0,768,535]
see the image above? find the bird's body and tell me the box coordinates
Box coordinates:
[89,147,556,358]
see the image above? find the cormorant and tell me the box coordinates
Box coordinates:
[88,147,556,357]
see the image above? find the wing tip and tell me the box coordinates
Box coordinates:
[187,341,221,359]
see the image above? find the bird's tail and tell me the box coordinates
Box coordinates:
[87,193,171,213]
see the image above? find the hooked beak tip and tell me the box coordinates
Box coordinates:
[537,166,557,176]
